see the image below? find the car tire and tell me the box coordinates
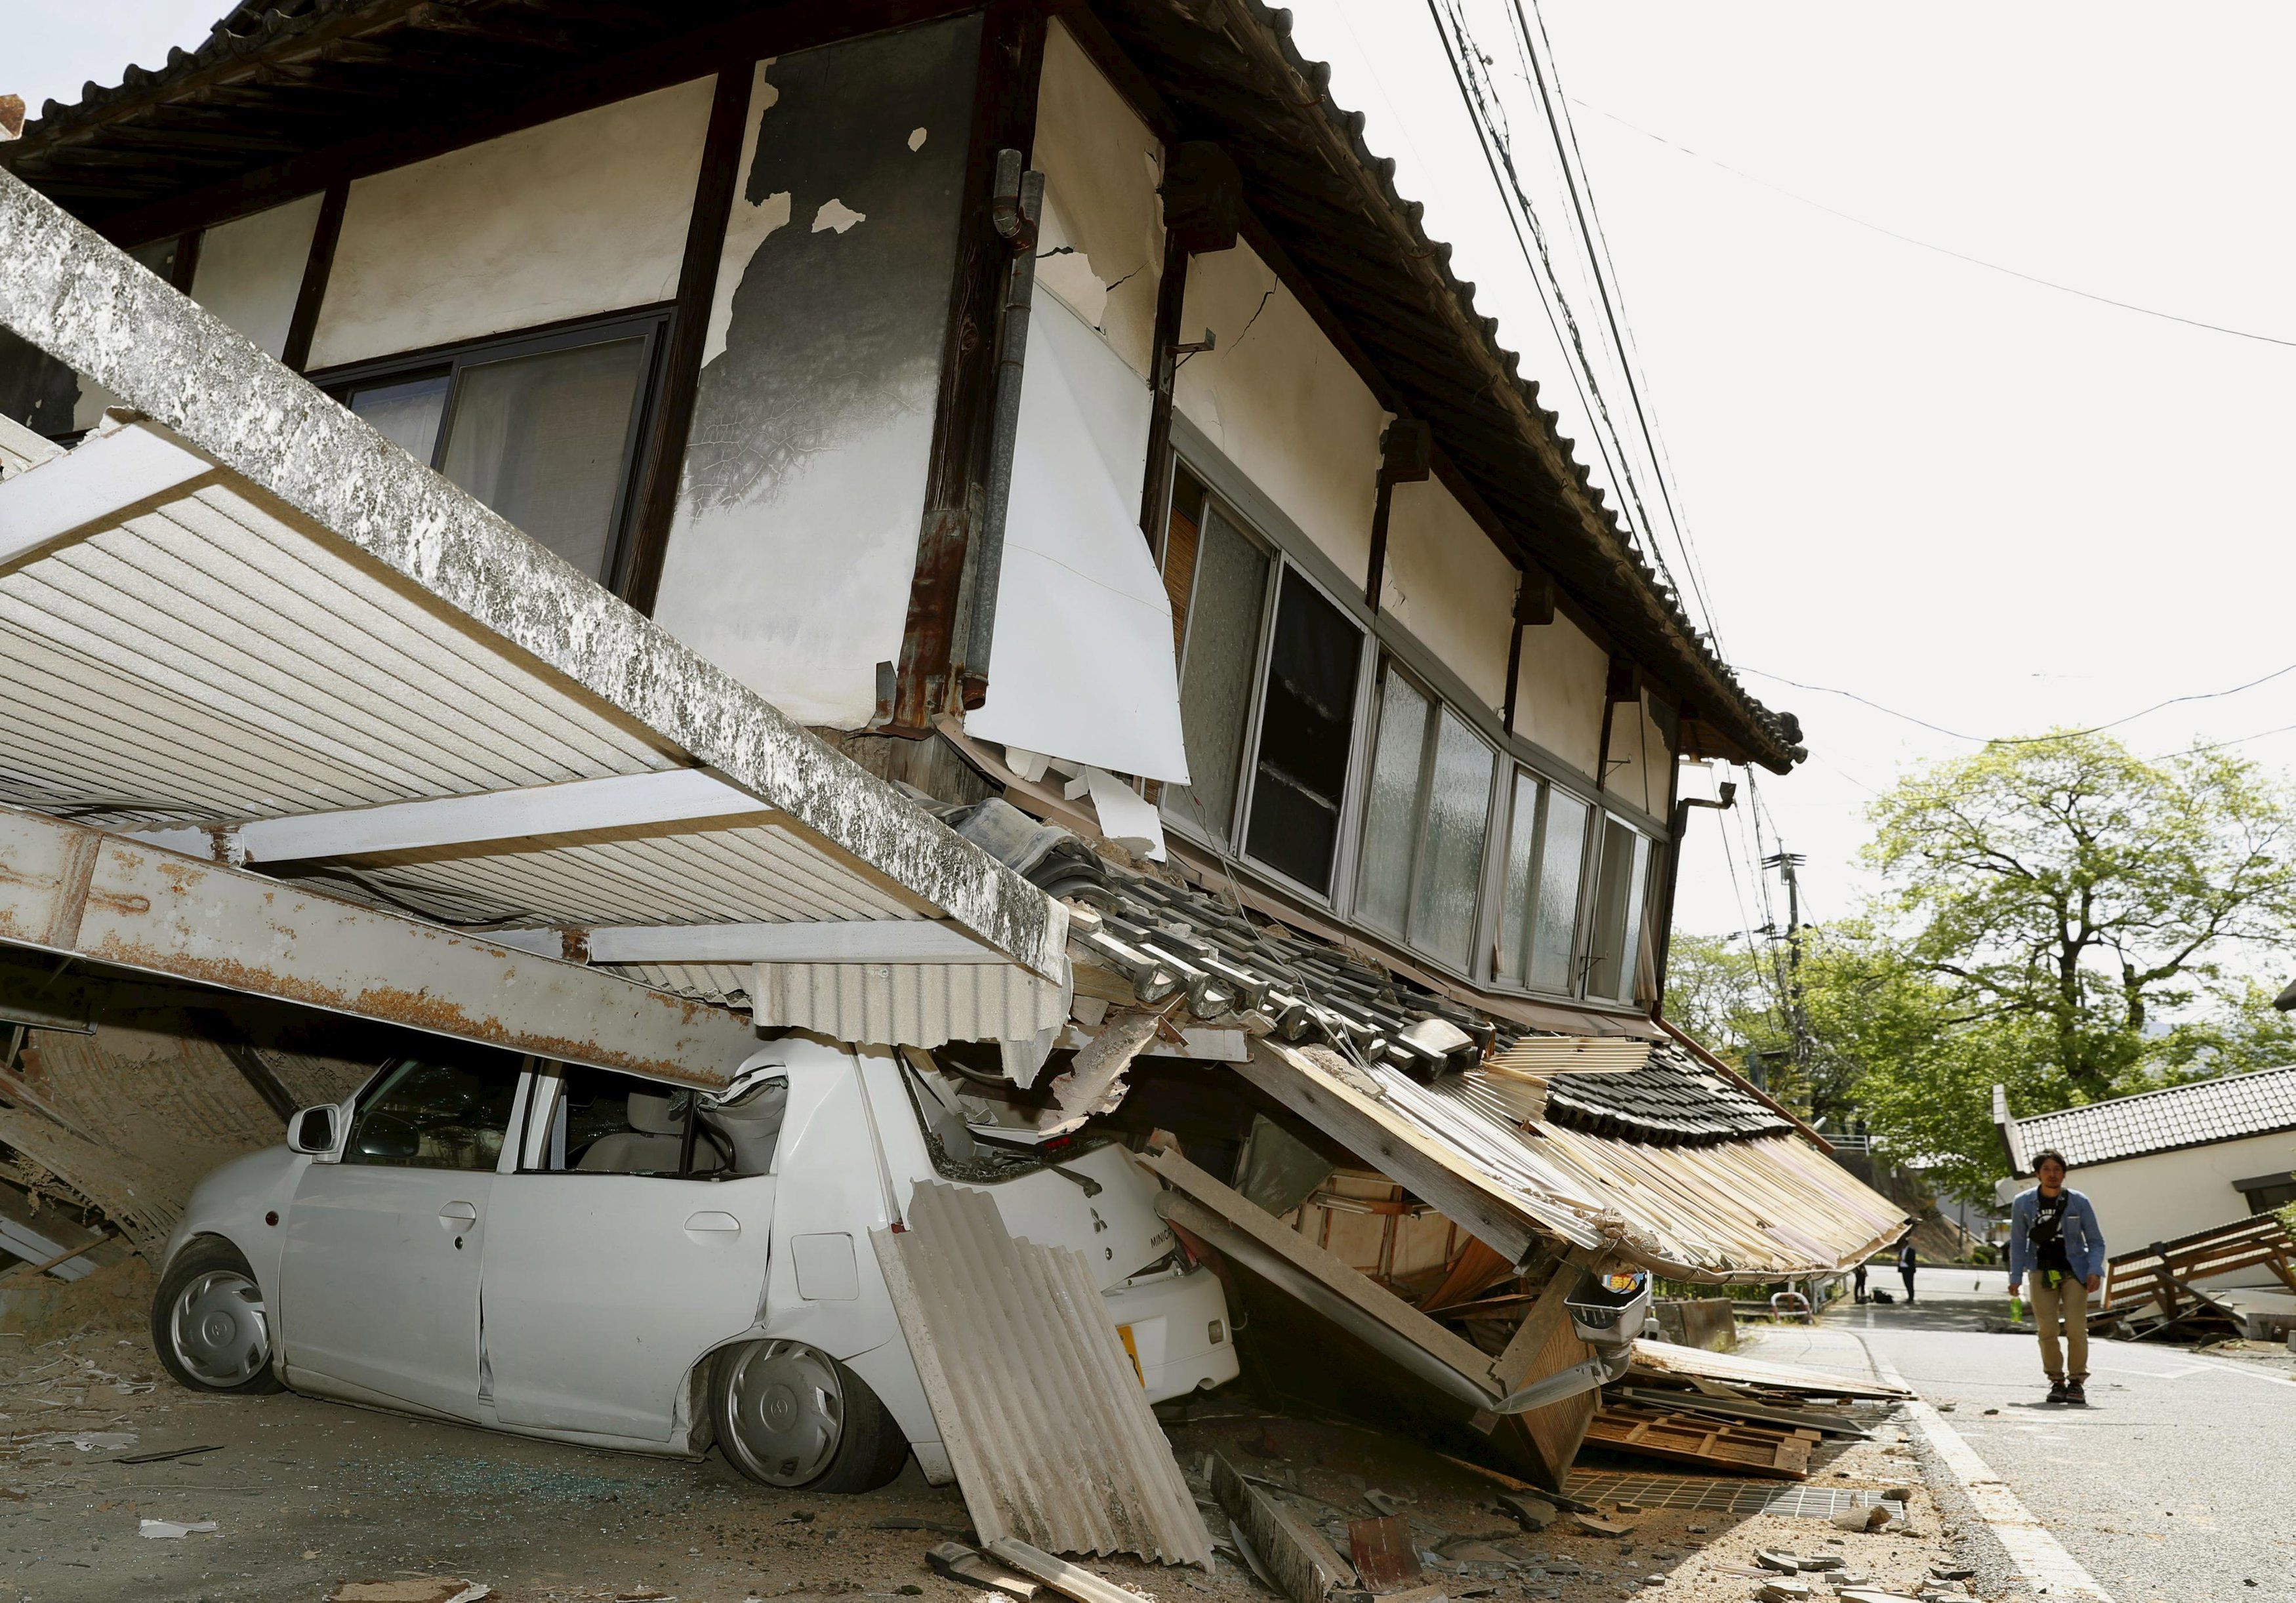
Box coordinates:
[151,1237,285,1395]
[710,1339,908,1493]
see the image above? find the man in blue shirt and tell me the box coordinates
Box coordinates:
[2007,1150,2106,1405]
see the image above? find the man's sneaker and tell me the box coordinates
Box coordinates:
[2064,1379,2087,1406]
[2045,1379,2068,1404]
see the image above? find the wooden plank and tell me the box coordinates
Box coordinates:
[1490,1249,1597,1392]
[1624,1340,1908,1400]
[1347,1516,1421,1592]
[1210,1453,1352,1603]
[985,1539,1149,1603]
[1138,1141,1502,1389]
[927,1543,1038,1599]
[1607,1386,1870,1440]
[1583,1404,1811,1480]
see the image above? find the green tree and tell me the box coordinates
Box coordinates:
[1866,731,2296,1103]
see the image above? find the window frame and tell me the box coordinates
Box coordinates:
[1158,418,1675,1005]
[310,304,674,592]
[1355,655,1501,971]
[1160,485,1376,909]
[508,1061,736,1181]
[1483,763,1605,1002]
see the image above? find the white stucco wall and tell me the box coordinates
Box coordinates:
[2069,1131,2296,1286]
[310,79,715,369]
[190,193,325,359]
[1174,237,1383,589]
[1382,476,1515,716]
[1605,691,1673,817]
[1031,21,1164,380]
[1511,612,1607,779]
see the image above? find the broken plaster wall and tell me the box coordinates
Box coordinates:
[1604,690,1674,817]
[1174,236,1385,593]
[649,18,980,729]
[1030,19,1164,380]
[308,79,714,370]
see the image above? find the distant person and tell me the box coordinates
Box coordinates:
[2007,1149,2106,1406]
[1896,1238,1917,1303]
[1853,1259,1868,1303]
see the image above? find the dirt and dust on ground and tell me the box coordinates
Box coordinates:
[5,1277,1986,1603]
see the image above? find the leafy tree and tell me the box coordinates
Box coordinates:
[1866,732,2296,1103]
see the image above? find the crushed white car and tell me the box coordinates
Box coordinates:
[152,1034,1237,1491]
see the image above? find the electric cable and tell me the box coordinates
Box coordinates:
[1740,659,2296,746]
[1574,97,2296,351]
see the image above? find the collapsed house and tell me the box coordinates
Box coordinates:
[0,0,1904,1543]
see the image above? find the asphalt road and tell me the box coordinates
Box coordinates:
[1759,1274,2296,1603]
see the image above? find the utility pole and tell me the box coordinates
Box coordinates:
[1762,848,1812,1096]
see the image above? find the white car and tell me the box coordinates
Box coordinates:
[151,1035,1238,1491]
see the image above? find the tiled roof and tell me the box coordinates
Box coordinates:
[2010,1066,2296,1170]
[947,800,1788,1146]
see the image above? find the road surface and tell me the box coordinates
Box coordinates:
[1750,1273,2296,1603]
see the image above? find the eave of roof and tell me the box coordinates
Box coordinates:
[2010,1065,2296,1171]
[3,0,1803,771]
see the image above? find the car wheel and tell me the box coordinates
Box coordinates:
[151,1238,284,1395]
[711,1339,907,1493]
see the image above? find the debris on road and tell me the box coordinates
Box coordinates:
[926,1541,1039,1598]
[137,1517,218,1538]
[327,1583,491,1603]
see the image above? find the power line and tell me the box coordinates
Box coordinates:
[1574,98,2296,352]
[1423,0,1676,590]
[1507,0,1724,651]
[1739,659,2296,746]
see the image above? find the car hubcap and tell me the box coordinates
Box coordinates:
[722,1340,844,1486]
[170,1269,270,1388]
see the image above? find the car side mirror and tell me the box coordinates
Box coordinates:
[286,1105,338,1156]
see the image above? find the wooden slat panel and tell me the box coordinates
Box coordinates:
[1585,1403,1813,1480]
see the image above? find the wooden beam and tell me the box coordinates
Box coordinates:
[278,179,345,373]
[620,59,754,615]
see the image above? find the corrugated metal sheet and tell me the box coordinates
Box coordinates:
[871,1182,1211,1567]
[1252,1042,1908,1282]
[756,962,1067,1049]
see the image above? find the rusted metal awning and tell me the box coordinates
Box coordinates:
[0,167,1067,1057]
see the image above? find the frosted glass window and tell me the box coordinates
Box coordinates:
[1243,570,1363,892]
[1167,506,1270,843]
[1494,771,1541,983]
[1527,788,1590,994]
[440,336,648,582]
[348,374,449,464]
[1587,817,1652,1000]
[1356,671,1431,933]
[1409,710,1494,970]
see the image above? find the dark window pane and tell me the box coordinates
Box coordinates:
[344,1052,520,1173]
[348,373,449,464]
[1166,507,1269,844]
[1588,817,1650,1000]
[1244,569,1361,891]
[440,335,647,581]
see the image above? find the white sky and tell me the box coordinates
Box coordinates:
[13,3,2295,952]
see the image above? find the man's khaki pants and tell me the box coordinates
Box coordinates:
[2028,1274,2089,1380]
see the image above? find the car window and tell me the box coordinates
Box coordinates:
[344,1055,521,1172]
[537,1066,739,1178]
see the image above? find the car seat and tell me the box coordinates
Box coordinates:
[577,1089,726,1174]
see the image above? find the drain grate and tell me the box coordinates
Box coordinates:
[1567,1471,1886,1519]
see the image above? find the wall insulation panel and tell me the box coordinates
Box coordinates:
[651,17,980,729]
[190,193,326,359]
[969,289,1190,781]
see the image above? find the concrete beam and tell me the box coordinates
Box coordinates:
[129,769,769,864]
[0,167,1066,984]
[0,803,757,1087]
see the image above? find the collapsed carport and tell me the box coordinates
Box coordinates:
[0,163,1069,1246]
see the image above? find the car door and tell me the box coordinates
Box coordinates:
[480,1064,777,1442]
[277,1049,522,1420]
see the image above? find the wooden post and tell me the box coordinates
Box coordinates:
[279,180,346,374]
[1136,228,1191,550]
[619,60,758,614]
